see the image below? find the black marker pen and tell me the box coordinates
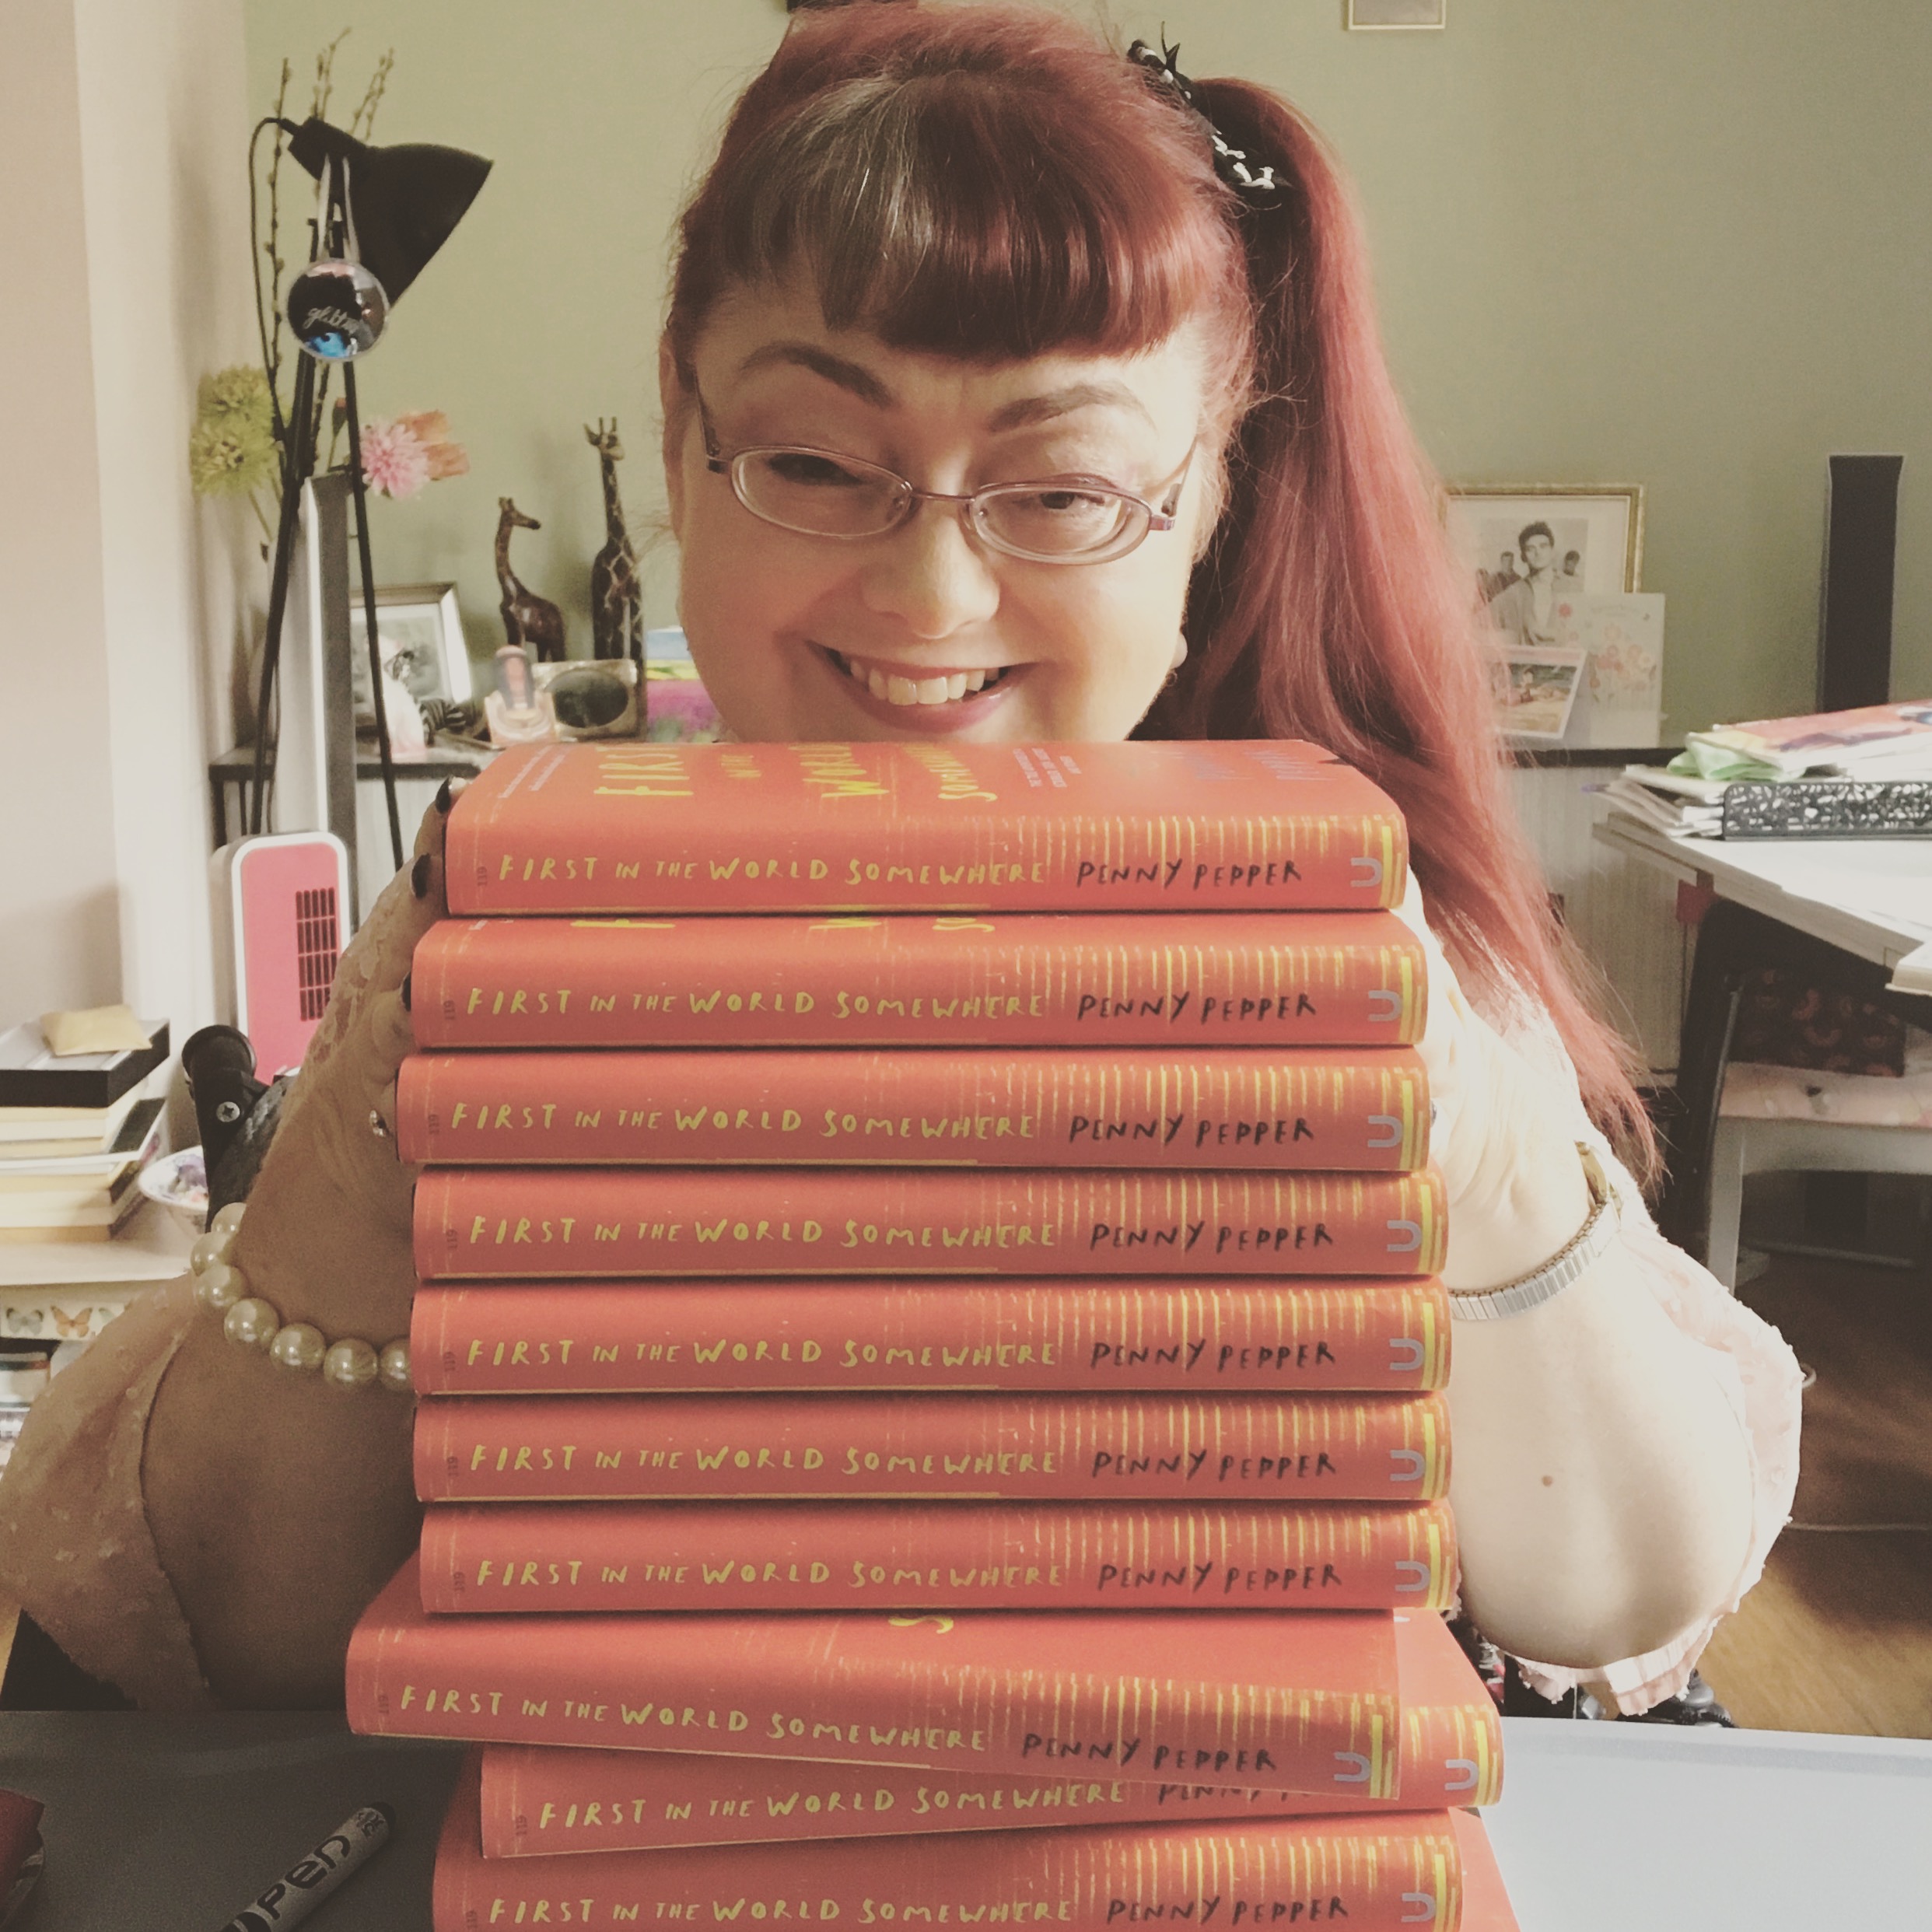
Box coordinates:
[216,1801,394,1932]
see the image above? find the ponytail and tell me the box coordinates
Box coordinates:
[1146,81,1658,1183]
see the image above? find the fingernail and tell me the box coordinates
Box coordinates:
[401,974,412,1012]
[411,854,432,899]
[434,779,453,814]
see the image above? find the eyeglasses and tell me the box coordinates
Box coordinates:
[695,387,1192,565]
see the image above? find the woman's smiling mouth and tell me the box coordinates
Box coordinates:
[823,646,1018,708]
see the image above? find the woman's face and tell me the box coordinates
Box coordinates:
[662,282,1214,744]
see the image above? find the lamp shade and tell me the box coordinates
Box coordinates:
[284,117,492,305]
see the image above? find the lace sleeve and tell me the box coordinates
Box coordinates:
[1475,989,1804,1715]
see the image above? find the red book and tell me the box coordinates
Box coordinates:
[412,1167,1447,1279]
[414,1389,1451,1503]
[434,1761,1462,1932]
[409,910,1426,1050]
[397,1046,1428,1172]
[477,1605,1496,1853]
[444,740,1406,916]
[418,1497,1456,1613]
[348,1555,1402,1796]
[409,1277,1451,1396]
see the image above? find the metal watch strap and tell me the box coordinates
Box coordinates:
[1447,1143,1619,1323]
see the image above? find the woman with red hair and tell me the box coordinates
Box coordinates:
[0,1,1796,1714]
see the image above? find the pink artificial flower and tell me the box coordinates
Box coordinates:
[359,416,432,499]
[397,409,470,481]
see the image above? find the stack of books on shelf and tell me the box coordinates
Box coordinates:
[345,740,1517,1930]
[0,1021,168,1245]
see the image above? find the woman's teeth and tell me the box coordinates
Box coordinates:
[837,653,1006,706]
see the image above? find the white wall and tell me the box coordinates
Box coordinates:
[0,0,119,1019]
[0,0,255,1038]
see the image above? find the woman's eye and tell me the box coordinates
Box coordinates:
[761,451,872,488]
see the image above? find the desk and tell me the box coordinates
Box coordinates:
[0,1714,1924,1930]
[1594,814,1932,973]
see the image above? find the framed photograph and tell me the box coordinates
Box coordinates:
[1444,488,1644,660]
[1347,2,1447,28]
[349,583,471,726]
[1485,646,1586,744]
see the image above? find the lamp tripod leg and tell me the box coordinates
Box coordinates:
[250,349,320,837]
[341,362,406,874]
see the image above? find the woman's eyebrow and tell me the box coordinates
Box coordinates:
[987,383,1153,432]
[736,342,895,408]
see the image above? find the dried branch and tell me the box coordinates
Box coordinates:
[262,58,292,439]
[351,49,394,139]
[311,28,348,123]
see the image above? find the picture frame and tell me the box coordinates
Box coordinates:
[1347,1,1447,29]
[1444,485,1645,604]
[1485,646,1587,744]
[348,583,471,727]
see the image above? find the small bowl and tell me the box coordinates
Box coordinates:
[138,1147,208,1235]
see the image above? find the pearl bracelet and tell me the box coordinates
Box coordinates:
[190,1202,412,1393]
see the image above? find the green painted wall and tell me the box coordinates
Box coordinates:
[242,1,1932,739]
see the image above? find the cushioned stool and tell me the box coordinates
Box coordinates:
[1706,1055,1932,1286]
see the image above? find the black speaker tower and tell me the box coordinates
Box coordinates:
[1817,453,1905,711]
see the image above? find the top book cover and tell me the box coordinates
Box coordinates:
[446,741,1407,915]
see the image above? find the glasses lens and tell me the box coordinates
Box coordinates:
[734,450,906,537]
[976,485,1141,560]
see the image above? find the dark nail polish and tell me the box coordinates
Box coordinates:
[401,974,412,1012]
[434,778,453,814]
[411,854,432,899]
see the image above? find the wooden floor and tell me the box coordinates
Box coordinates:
[1696,1251,1932,1737]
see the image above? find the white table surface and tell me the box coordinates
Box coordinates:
[1594,813,1932,971]
[1488,1717,1932,1930]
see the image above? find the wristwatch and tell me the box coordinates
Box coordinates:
[1447,1143,1619,1322]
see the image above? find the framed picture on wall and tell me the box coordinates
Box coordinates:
[1347,2,1447,28]
[1444,485,1644,641]
[348,583,471,727]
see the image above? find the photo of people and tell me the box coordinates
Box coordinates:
[1486,645,1587,741]
[1444,488,1644,618]
[1478,517,1590,648]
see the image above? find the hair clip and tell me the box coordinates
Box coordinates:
[1127,37,1280,201]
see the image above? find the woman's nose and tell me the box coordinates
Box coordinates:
[856,501,1002,638]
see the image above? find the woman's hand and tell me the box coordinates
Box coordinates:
[226,789,455,1342]
[1391,880,1591,1291]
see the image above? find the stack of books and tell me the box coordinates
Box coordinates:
[345,740,1517,1930]
[0,1021,168,1244]
[1605,699,1932,838]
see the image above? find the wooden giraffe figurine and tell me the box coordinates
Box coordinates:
[494,496,566,663]
[586,418,642,663]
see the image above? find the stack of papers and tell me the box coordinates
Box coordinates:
[1600,768,1727,836]
[1680,700,1932,782]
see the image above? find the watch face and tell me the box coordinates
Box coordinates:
[287,260,388,360]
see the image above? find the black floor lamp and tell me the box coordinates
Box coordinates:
[250,116,491,874]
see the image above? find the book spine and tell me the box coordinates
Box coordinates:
[410,913,1426,1050]
[479,1725,1482,1857]
[438,1771,1459,1932]
[413,1391,1450,1503]
[409,1278,1451,1395]
[1402,1676,1505,1810]
[411,1167,1447,1279]
[443,743,1408,916]
[419,1498,1455,1613]
[396,1048,1428,1171]
[349,1602,1400,1794]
